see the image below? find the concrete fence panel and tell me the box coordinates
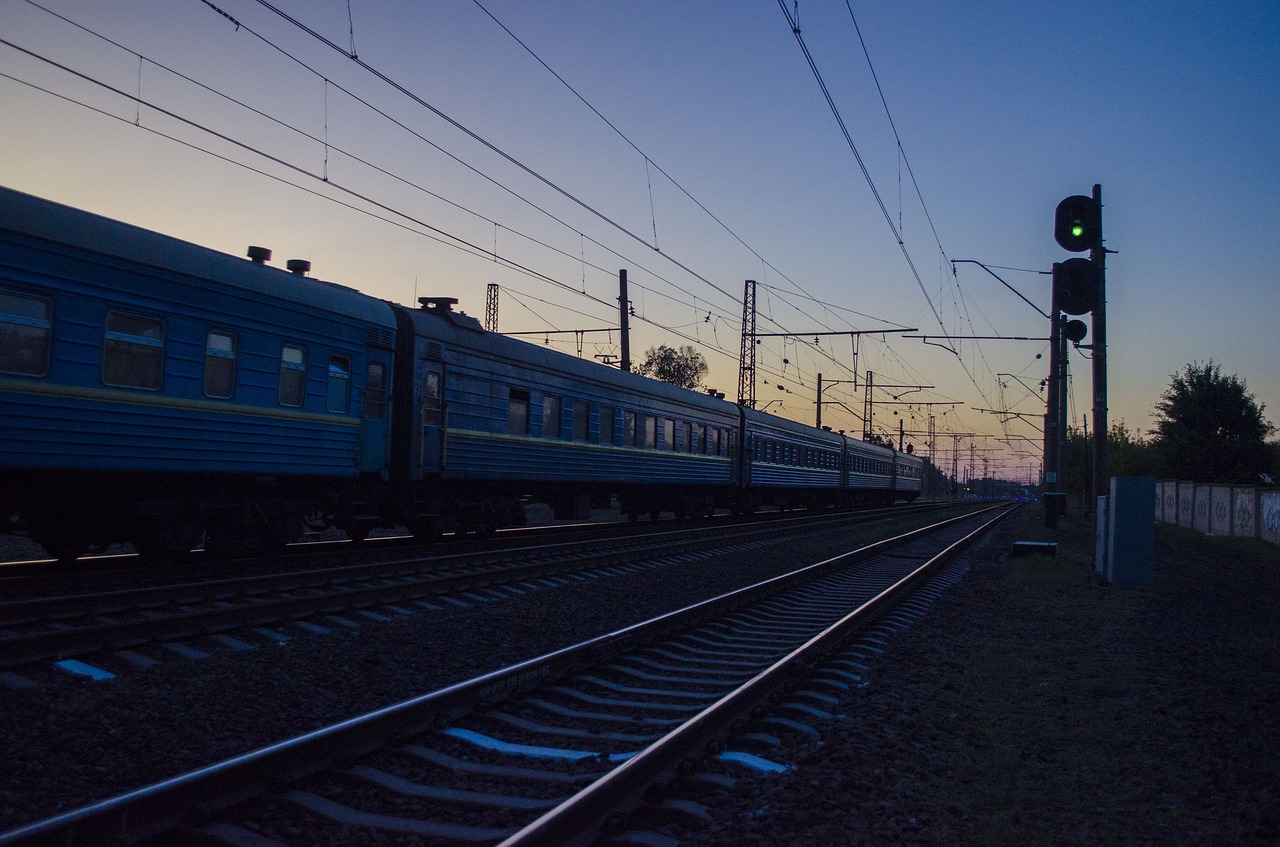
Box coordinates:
[1231,487,1258,538]
[1262,491,1280,547]
[1178,482,1196,528]
[1210,486,1233,535]
[1193,487,1212,534]
[1157,480,1175,523]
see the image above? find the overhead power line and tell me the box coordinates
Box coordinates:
[774,0,948,340]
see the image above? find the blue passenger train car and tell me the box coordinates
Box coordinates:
[2,187,926,563]
[387,298,741,530]
[0,186,397,559]
[742,407,844,508]
[844,437,900,502]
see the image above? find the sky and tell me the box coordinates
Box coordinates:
[3,0,1278,484]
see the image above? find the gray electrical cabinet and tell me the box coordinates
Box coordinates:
[1102,476,1155,588]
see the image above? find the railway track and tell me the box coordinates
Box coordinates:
[0,504,965,675]
[0,503,1015,847]
[0,503,950,590]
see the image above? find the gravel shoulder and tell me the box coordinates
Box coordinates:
[0,509,966,833]
[683,505,1280,847]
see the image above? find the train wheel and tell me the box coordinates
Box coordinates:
[28,516,100,565]
[407,518,439,543]
[39,537,90,565]
[131,522,200,567]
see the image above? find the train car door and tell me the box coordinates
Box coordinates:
[359,355,391,474]
[418,359,445,474]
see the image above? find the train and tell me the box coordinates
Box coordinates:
[0,185,922,563]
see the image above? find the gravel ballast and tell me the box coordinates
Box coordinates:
[678,506,1280,846]
[0,510,956,833]
[6,504,1275,846]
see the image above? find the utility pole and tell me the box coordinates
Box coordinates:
[1090,183,1108,499]
[737,279,757,407]
[863,371,874,440]
[618,269,631,372]
[952,434,961,496]
[1043,289,1068,526]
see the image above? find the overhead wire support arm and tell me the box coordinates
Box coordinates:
[752,329,919,392]
[905,335,1050,342]
[951,259,1051,320]
[973,408,1046,433]
[502,328,619,336]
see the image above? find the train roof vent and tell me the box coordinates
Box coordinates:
[286,259,311,276]
[247,246,272,264]
[418,297,458,312]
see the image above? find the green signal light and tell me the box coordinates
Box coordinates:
[1055,195,1101,252]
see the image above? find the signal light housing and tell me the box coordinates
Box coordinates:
[1053,258,1101,315]
[1054,195,1102,252]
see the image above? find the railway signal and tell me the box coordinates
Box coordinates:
[1045,186,1108,528]
[1054,194,1102,252]
[1053,258,1101,316]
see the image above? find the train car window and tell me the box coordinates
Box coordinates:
[623,410,637,445]
[0,289,51,377]
[326,355,351,413]
[203,330,237,399]
[102,311,164,390]
[599,405,616,445]
[508,389,530,434]
[542,395,562,438]
[662,418,675,451]
[642,415,656,449]
[572,400,590,441]
[691,422,702,454]
[422,371,442,424]
[682,421,693,453]
[279,345,306,407]
[715,428,724,456]
[363,362,387,419]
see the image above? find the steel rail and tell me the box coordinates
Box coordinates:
[498,504,1017,846]
[0,504,974,670]
[0,505,1011,847]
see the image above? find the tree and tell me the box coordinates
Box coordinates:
[1151,361,1275,483]
[1065,420,1157,504]
[634,344,708,390]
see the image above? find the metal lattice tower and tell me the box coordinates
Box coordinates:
[736,279,757,408]
[484,283,499,331]
[862,371,874,440]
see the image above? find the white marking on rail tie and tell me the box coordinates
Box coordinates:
[113,650,160,669]
[443,727,638,763]
[54,659,116,680]
[718,750,793,774]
